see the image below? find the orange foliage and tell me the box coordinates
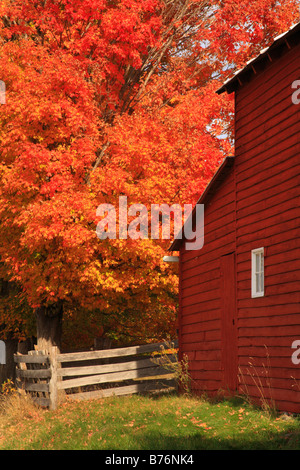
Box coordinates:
[0,0,298,345]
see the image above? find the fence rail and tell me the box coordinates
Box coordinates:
[14,341,178,409]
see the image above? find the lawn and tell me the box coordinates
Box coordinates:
[0,392,299,450]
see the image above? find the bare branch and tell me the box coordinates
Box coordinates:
[85,141,110,186]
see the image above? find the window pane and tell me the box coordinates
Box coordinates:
[256,253,260,273]
[256,273,260,292]
[251,248,264,297]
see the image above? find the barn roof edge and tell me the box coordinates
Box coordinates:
[217,21,300,95]
[168,155,235,252]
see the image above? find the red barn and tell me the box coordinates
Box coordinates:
[169,23,300,413]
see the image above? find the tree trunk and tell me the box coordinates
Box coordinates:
[36,303,63,353]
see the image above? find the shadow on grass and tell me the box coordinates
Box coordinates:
[136,428,300,450]
[132,393,300,451]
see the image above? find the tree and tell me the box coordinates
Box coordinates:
[0,0,298,350]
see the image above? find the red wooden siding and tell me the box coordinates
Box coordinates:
[234,42,300,413]
[179,164,236,394]
[220,252,238,391]
[178,39,300,413]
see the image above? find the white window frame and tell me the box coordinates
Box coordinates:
[251,247,264,298]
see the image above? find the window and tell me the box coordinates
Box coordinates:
[251,247,264,298]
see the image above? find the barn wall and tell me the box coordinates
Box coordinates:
[234,42,300,413]
[179,41,300,413]
[179,166,236,395]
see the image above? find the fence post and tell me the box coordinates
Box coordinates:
[49,346,58,410]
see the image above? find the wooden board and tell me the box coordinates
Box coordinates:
[57,341,177,363]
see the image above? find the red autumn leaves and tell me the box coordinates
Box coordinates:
[0,0,298,346]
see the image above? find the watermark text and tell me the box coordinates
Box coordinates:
[291,340,300,365]
[291,80,300,105]
[96,197,204,251]
[0,340,5,365]
[0,80,5,104]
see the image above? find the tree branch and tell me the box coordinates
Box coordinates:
[85,141,110,186]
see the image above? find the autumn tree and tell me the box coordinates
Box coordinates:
[0,0,298,350]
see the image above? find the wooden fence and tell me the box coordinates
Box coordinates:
[14,341,178,409]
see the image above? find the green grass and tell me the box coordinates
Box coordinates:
[0,392,299,450]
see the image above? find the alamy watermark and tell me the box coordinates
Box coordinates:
[96,196,204,251]
[0,340,5,365]
[291,340,300,365]
[291,80,300,105]
[0,80,5,104]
